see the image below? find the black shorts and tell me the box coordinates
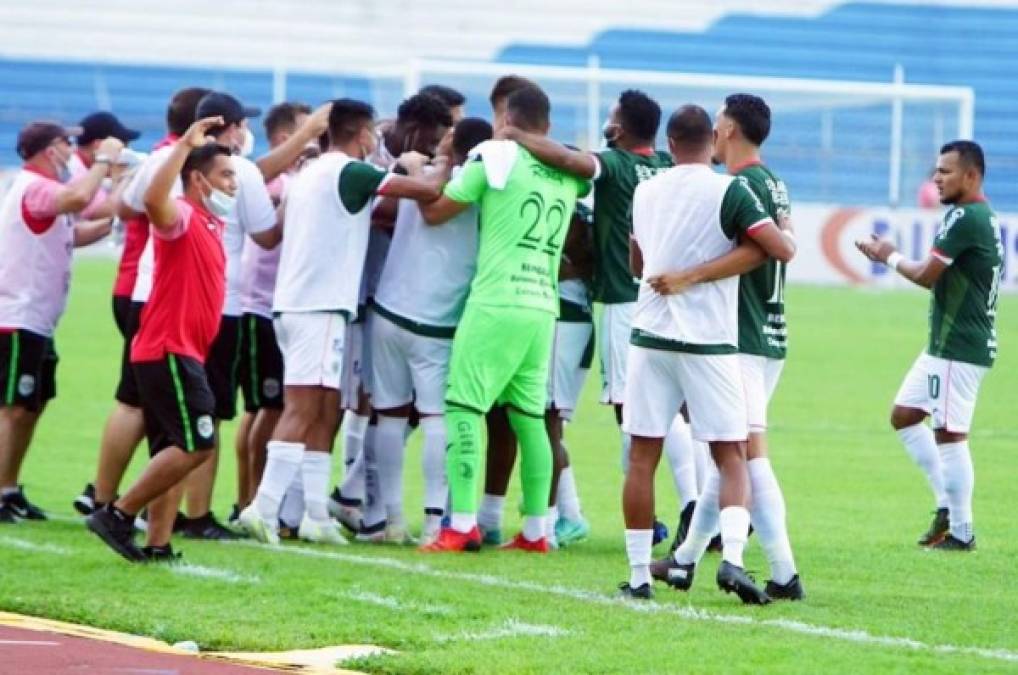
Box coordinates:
[238,313,285,413]
[133,354,217,456]
[205,315,241,421]
[0,329,57,412]
[113,299,145,407]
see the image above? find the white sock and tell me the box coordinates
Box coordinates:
[898,424,948,508]
[556,466,582,521]
[625,529,653,588]
[255,440,304,522]
[693,440,710,492]
[340,413,369,503]
[375,415,408,529]
[939,440,974,542]
[544,504,559,541]
[674,465,720,565]
[719,506,751,568]
[478,494,505,532]
[522,516,544,542]
[301,450,332,521]
[663,416,698,508]
[278,474,304,528]
[748,457,796,584]
[451,512,476,534]
[361,424,386,529]
[420,416,448,514]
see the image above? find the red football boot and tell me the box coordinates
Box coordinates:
[499,532,549,553]
[418,526,482,552]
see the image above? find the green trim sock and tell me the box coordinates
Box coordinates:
[507,409,551,518]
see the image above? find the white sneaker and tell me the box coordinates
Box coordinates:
[420,522,441,547]
[298,515,349,545]
[238,505,280,545]
[383,524,418,545]
[331,504,362,533]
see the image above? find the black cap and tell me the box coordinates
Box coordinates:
[195,92,261,126]
[16,121,83,160]
[77,111,141,145]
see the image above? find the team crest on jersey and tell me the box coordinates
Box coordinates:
[263,378,281,399]
[939,208,965,236]
[196,415,215,439]
[17,374,35,397]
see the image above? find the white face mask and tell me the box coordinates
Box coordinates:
[49,148,72,182]
[204,186,236,217]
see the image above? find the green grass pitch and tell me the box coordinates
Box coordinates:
[1,259,1016,674]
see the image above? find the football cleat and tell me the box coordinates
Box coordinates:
[554,517,591,547]
[616,582,653,600]
[764,574,805,601]
[142,544,182,564]
[355,520,387,543]
[669,500,696,553]
[227,503,241,527]
[73,483,97,516]
[649,555,696,591]
[298,515,349,545]
[277,521,300,540]
[499,533,549,553]
[3,486,46,520]
[479,525,503,546]
[419,526,482,553]
[919,507,950,547]
[383,524,418,545]
[716,561,770,605]
[706,533,723,553]
[931,534,976,551]
[0,501,19,524]
[652,518,669,546]
[180,512,241,540]
[86,505,146,562]
[237,505,280,545]
[328,488,363,532]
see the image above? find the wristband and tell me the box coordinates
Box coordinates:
[886,252,904,270]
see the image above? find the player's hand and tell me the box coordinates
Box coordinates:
[855,234,896,263]
[497,124,520,141]
[397,150,429,175]
[303,103,332,137]
[647,270,697,295]
[182,116,224,148]
[96,137,125,161]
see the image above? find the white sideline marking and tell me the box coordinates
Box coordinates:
[0,536,70,555]
[435,618,569,643]
[339,588,453,616]
[229,541,1018,664]
[166,563,258,585]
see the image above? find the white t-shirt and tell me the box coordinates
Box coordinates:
[274,152,392,315]
[239,174,288,319]
[122,145,182,303]
[221,155,276,316]
[631,164,771,348]
[374,166,477,328]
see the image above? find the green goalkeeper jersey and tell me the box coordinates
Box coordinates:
[928,200,1003,367]
[444,142,591,316]
[736,162,792,359]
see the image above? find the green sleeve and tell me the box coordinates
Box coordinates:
[719,177,771,240]
[593,150,616,186]
[338,161,389,213]
[574,176,592,199]
[933,207,975,262]
[443,158,488,204]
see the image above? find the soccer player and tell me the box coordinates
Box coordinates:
[85,116,235,561]
[419,84,467,123]
[74,87,210,518]
[857,140,1001,552]
[370,117,492,545]
[618,105,794,603]
[418,84,591,553]
[240,99,449,546]
[0,121,121,522]
[651,94,804,600]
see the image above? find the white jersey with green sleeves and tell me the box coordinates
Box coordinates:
[443,140,591,316]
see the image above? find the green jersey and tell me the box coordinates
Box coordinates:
[736,162,791,359]
[592,147,673,304]
[928,200,1003,367]
[444,143,591,316]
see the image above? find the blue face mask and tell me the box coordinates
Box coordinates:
[204,186,236,218]
[49,149,71,183]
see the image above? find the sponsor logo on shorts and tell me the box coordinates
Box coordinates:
[263,378,280,399]
[458,462,474,479]
[17,374,35,397]
[196,415,215,439]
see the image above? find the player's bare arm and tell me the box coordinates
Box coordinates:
[855,234,948,289]
[73,217,114,247]
[629,234,644,279]
[256,102,331,183]
[501,125,598,179]
[648,237,768,295]
[144,116,223,230]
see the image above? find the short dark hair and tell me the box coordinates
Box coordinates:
[722,93,771,147]
[452,117,493,158]
[489,75,537,109]
[327,98,376,145]
[396,93,453,129]
[941,140,985,177]
[506,85,550,132]
[617,90,662,143]
[180,143,232,184]
[166,87,211,137]
[264,102,312,139]
[419,84,466,108]
[666,105,713,151]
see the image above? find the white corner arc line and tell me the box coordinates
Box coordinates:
[226,541,1018,665]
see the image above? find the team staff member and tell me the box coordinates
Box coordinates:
[0,121,122,522]
[86,117,235,561]
[69,111,141,220]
